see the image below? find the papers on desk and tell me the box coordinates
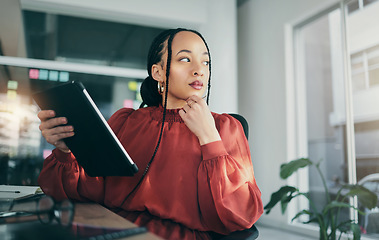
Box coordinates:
[0,185,42,200]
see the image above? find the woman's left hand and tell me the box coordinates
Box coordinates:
[179,95,221,145]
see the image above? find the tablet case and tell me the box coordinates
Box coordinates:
[32,81,138,177]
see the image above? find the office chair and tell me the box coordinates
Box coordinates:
[229,113,249,140]
[210,113,259,240]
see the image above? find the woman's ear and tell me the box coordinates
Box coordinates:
[151,64,164,82]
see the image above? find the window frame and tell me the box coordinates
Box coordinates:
[284,0,369,236]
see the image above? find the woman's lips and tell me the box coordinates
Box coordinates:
[189,81,203,90]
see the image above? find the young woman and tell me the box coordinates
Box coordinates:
[37,28,263,239]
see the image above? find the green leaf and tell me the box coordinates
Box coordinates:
[291,209,312,222]
[280,158,312,179]
[323,201,365,215]
[264,186,297,214]
[281,194,295,214]
[343,184,378,209]
[337,221,361,240]
[337,220,354,232]
[303,217,319,224]
[323,201,350,215]
[350,223,361,240]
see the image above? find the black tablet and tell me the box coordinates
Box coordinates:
[32,81,138,177]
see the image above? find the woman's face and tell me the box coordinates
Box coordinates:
[158,31,210,109]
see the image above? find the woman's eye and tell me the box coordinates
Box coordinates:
[180,58,190,62]
[203,61,209,66]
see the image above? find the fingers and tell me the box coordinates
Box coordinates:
[37,110,55,121]
[42,124,74,142]
[42,125,73,153]
[39,116,68,131]
[186,95,205,106]
[179,109,186,118]
[181,95,206,115]
[179,95,220,145]
[37,110,73,152]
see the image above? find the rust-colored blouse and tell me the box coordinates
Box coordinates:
[38,106,263,239]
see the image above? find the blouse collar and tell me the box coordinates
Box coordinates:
[150,105,184,123]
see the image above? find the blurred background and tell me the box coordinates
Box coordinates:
[0,0,378,238]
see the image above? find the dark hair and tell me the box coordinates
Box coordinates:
[121,28,211,206]
[139,28,212,108]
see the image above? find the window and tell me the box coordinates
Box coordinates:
[347,0,379,13]
[289,0,379,237]
[351,45,379,92]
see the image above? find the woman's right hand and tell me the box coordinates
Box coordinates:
[37,110,74,153]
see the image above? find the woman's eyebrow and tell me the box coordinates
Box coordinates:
[176,49,209,56]
[176,49,191,55]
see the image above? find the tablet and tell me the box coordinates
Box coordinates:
[32,81,138,177]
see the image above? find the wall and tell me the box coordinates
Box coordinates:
[237,0,336,231]
[0,0,26,58]
[348,2,379,123]
[348,2,379,53]
[20,0,238,113]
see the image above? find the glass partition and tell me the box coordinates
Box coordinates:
[0,3,166,186]
[292,0,379,237]
[0,63,143,185]
[295,6,352,225]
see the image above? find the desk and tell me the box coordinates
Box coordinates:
[0,202,162,240]
[74,203,162,240]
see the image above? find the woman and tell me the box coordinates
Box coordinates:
[37,28,263,239]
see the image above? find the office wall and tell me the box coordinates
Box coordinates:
[237,0,336,229]
[0,0,26,57]
[20,0,238,113]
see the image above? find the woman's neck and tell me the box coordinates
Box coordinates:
[161,99,186,109]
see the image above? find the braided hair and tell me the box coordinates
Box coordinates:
[121,28,211,206]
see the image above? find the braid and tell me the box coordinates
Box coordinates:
[139,30,172,107]
[203,36,212,105]
[141,31,178,177]
[120,28,212,209]
[138,28,211,186]
[139,30,178,179]
[120,29,183,207]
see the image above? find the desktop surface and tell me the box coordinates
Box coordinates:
[0,203,162,240]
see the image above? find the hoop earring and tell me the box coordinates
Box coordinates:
[158,82,164,94]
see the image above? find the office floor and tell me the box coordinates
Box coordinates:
[256,225,316,240]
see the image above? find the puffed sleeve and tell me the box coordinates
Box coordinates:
[197,114,263,235]
[38,149,104,202]
[38,108,135,202]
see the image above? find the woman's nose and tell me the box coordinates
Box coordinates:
[193,63,205,76]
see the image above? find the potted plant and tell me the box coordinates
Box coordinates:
[264,158,378,240]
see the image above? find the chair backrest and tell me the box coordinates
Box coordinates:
[229,113,249,140]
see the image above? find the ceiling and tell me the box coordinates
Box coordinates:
[23,10,165,69]
[0,2,165,100]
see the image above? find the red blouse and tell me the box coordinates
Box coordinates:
[38,106,263,239]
